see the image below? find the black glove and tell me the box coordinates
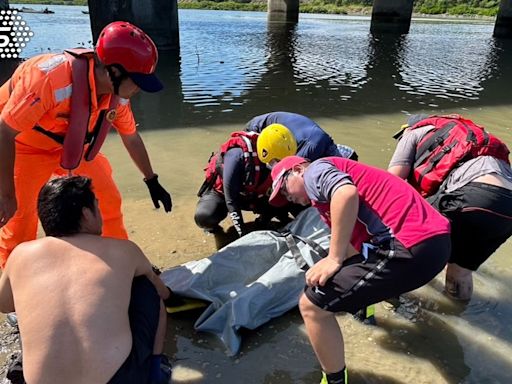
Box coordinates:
[229,210,245,237]
[250,197,271,214]
[144,174,172,213]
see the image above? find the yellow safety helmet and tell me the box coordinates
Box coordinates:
[257,124,298,164]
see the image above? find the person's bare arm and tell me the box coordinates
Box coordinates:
[0,119,19,227]
[388,127,432,180]
[120,131,172,212]
[388,164,411,179]
[119,131,156,179]
[0,262,15,313]
[305,184,358,287]
[129,242,170,300]
[142,265,171,301]
[327,184,359,265]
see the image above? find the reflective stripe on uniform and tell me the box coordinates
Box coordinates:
[240,135,254,153]
[54,84,72,103]
[37,54,67,73]
[240,135,259,157]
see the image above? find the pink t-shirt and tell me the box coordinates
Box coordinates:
[304,158,450,250]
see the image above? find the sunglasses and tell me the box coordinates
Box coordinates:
[280,171,294,202]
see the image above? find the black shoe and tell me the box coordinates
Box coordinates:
[353,305,377,326]
[6,352,25,384]
[155,354,172,384]
[206,224,223,234]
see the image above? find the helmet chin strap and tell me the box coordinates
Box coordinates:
[106,65,128,96]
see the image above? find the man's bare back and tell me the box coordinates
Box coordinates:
[4,234,156,384]
[0,176,171,383]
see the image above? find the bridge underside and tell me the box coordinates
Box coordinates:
[267,0,299,23]
[2,0,512,52]
[370,0,414,35]
[266,0,512,38]
[495,0,512,38]
[87,0,179,51]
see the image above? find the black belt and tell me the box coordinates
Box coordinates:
[33,125,94,145]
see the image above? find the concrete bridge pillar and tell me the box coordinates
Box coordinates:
[87,0,179,51]
[267,0,299,23]
[371,0,414,35]
[494,0,512,38]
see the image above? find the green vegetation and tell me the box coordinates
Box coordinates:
[414,0,500,16]
[13,0,86,5]
[179,1,266,11]
[179,0,500,17]
[177,1,372,15]
[10,0,501,17]
[295,2,370,15]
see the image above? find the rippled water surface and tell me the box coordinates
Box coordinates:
[1,5,511,384]
[8,6,512,126]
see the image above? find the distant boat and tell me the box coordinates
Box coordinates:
[82,10,89,15]
[18,7,55,14]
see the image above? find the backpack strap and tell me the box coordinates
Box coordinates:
[414,120,458,168]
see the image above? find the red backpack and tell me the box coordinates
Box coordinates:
[408,115,510,197]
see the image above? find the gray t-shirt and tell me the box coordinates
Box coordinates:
[389,126,512,193]
[303,160,354,202]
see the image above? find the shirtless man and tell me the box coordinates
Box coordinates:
[0,176,172,384]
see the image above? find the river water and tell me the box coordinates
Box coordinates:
[0,4,511,384]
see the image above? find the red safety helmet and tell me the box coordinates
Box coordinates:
[96,21,163,93]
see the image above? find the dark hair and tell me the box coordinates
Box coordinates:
[37,176,96,237]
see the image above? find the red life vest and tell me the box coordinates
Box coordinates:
[408,114,510,197]
[34,49,119,170]
[199,131,272,199]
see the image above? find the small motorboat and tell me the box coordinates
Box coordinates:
[19,7,55,14]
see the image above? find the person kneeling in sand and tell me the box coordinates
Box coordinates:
[0,176,172,384]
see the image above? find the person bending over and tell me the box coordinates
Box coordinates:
[0,21,172,268]
[195,131,291,238]
[269,156,450,384]
[246,111,358,167]
[388,114,512,300]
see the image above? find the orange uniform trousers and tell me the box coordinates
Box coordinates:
[0,142,128,267]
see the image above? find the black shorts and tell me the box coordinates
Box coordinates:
[108,276,160,384]
[305,235,450,314]
[429,182,512,271]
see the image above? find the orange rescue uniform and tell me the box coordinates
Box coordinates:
[0,53,136,267]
